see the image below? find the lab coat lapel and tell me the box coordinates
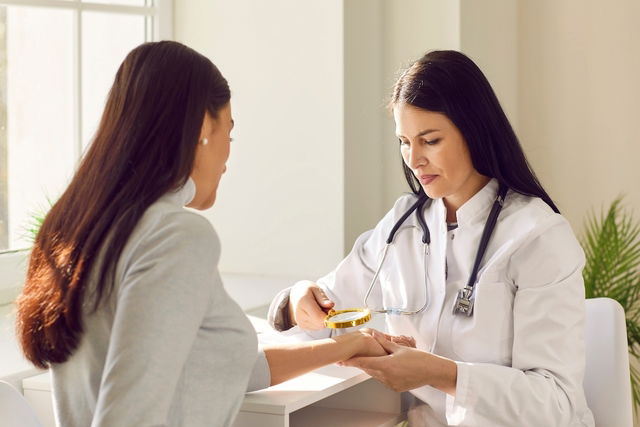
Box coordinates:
[425,197,448,291]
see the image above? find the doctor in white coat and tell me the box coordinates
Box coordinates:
[268,50,595,427]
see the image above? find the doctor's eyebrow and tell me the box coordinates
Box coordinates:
[396,128,439,139]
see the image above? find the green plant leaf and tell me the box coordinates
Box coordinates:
[580,196,640,413]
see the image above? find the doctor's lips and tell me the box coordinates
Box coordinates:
[418,174,438,185]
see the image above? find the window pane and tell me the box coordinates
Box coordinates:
[4,6,75,250]
[81,11,145,147]
[82,1,147,8]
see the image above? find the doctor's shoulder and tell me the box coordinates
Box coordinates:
[349,193,424,253]
[386,192,424,221]
[501,190,585,270]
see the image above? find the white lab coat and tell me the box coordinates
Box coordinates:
[278,179,595,426]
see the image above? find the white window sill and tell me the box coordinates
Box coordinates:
[0,250,29,306]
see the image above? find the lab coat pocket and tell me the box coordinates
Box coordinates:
[450,281,515,366]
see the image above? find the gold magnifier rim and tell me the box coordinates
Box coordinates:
[324,308,372,329]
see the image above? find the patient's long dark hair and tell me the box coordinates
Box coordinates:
[390,50,559,213]
[17,41,231,368]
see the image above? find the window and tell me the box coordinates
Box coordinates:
[0,0,172,252]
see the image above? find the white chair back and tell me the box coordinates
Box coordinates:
[0,380,43,427]
[584,297,633,427]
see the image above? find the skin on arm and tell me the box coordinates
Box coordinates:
[264,329,416,386]
[341,331,457,396]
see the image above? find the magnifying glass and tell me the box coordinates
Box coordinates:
[324,308,372,329]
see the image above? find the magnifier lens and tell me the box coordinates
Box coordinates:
[324,308,371,329]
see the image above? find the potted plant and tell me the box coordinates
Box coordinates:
[580,197,640,411]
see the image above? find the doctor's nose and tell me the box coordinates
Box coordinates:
[407,144,427,170]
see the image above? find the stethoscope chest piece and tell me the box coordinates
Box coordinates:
[452,286,474,316]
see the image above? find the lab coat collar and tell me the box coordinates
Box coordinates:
[164,177,197,207]
[454,178,500,227]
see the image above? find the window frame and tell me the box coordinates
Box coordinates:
[0,0,173,255]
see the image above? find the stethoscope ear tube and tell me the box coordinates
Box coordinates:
[454,183,509,316]
[415,196,430,244]
[385,195,429,244]
[465,184,509,289]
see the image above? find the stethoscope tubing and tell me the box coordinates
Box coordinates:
[363,183,508,316]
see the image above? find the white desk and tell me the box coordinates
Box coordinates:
[235,364,401,427]
[22,363,401,427]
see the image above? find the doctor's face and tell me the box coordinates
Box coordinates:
[394,103,487,208]
[188,103,234,210]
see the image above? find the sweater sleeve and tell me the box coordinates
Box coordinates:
[445,216,594,427]
[91,212,218,427]
[246,350,271,391]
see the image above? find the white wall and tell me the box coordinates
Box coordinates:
[175,0,640,279]
[172,0,525,280]
[518,0,640,233]
[343,0,384,251]
[380,0,461,209]
[175,0,346,279]
[460,0,518,130]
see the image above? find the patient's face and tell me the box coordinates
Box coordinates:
[188,103,234,210]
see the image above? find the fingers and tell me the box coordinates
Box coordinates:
[298,299,329,330]
[298,287,333,329]
[290,282,332,330]
[365,329,415,348]
[340,356,385,381]
[391,335,416,348]
[311,286,335,311]
[340,356,376,370]
[372,331,401,353]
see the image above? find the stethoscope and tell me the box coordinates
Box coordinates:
[324,183,508,328]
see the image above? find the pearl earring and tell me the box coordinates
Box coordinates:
[200,137,209,145]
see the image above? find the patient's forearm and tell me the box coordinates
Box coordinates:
[263,334,361,386]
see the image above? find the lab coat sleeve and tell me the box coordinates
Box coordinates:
[265,229,380,340]
[91,213,229,426]
[267,287,293,331]
[445,215,594,427]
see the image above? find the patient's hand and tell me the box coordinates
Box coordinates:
[338,328,416,360]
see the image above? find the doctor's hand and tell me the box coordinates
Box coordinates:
[338,328,415,360]
[288,281,335,330]
[340,332,457,395]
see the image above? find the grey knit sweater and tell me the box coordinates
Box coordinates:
[51,179,270,427]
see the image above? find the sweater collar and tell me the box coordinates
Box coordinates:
[164,177,196,207]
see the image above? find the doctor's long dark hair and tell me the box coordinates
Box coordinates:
[390,50,559,213]
[16,41,231,368]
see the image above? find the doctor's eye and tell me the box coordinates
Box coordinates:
[425,138,441,146]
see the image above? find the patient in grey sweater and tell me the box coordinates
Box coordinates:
[51,179,262,427]
[17,41,403,427]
